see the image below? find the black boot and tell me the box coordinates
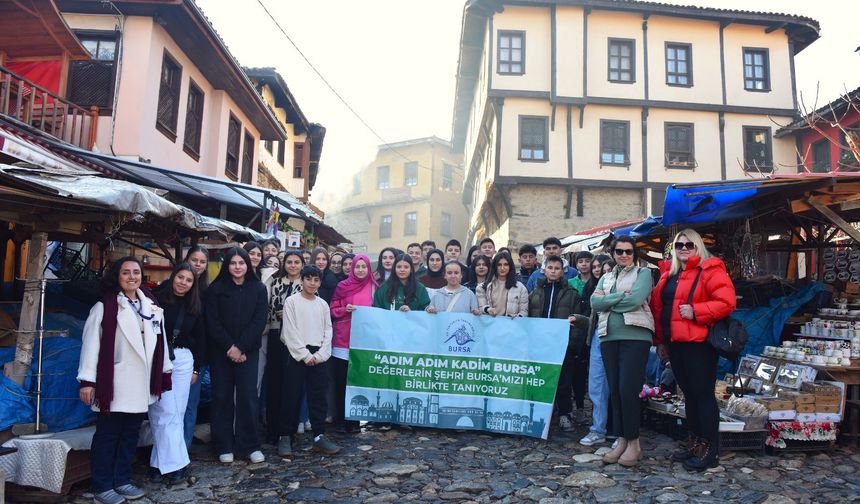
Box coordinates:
[671,434,699,462]
[683,439,719,472]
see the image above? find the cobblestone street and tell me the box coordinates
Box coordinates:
[63,422,860,504]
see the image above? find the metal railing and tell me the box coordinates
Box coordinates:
[0,66,98,149]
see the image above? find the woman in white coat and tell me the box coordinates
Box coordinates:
[476,252,529,318]
[78,256,172,504]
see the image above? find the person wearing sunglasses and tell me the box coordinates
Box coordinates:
[649,228,735,472]
[590,235,654,467]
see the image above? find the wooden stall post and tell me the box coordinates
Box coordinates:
[6,232,47,387]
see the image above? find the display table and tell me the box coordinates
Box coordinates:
[767,421,838,450]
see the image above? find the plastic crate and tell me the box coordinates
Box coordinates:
[643,408,687,440]
[766,439,834,453]
[719,429,767,455]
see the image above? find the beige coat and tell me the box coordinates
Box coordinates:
[476,280,529,317]
[77,290,172,413]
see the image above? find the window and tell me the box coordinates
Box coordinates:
[379,215,392,239]
[742,126,773,172]
[497,31,525,75]
[441,212,452,237]
[608,39,635,83]
[225,114,240,180]
[600,120,630,166]
[519,116,548,161]
[404,212,417,236]
[156,51,182,140]
[839,123,860,170]
[67,32,118,111]
[442,163,454,190]
[377,165,390,189]
[277,141,286,166]
[811,140,831,173]
[743,48,770,91]
[264,140,273,153]
[664,123,695,168]
[352,174,361,195]
[182,80,204,159]
[665,43,692,86]
[404,161,418,186]
[294,143,304,178]
[241,130,254,184]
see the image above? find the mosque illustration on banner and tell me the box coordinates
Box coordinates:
[348,391,546,436]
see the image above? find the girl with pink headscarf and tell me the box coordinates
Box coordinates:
[329,254,378,433]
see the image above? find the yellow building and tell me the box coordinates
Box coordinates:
[451,0,819,249]
[331,137,467,257]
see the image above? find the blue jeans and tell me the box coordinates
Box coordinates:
[183,367,205,447]
[587,333,609,436]
[90,412,145,493]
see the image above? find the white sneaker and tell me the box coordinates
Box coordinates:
[249,450,265,463]
[558,414,574,431]
[579,432,606,446]
[297,423,305,434]
[218,453,233,463]
[304,421,312,431]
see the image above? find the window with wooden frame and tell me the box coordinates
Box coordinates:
[519,116,548,161]
[277,141,286,166]
[743,48,770,91]
[442,163,454,190]
[241,130,254,184]
[608,39,635,83]
[379,215,392,239]
[156,50,182,140]
[68,31,118,113]
[441,212,452,237]
[742,126,773,172]
[404,212,418,236]
[404,161,418,186]
[294,143,305,178]
[377,165,390,189]
[225,114,241,180]
[839,122,860,170]
[811,139,831,173]
[182,79,204,159]
[497,31,525,75]
[664,123,696,168]
[665,42,692,87]
[264,140,273,153]
[600,120,630,166]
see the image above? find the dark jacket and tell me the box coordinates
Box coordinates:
[205,278,268,355]
[517,266,536,287]
[155,290,205,372]
[317,269,339,305]
[528,278,588,352]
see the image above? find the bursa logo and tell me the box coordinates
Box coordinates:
[444,319,476,353]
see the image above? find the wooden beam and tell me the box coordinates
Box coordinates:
[5,232,46,387]
[791,192,860,213]
[806,197,860,244]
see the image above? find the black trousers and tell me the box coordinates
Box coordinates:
[283,354,329,438]
[265,329,286,440]
[571,353,588,410]
[669,341,719,444]
[555,345,577,416]
[601,340,650,440]
[210,350,260,456]
[332,357,359,429]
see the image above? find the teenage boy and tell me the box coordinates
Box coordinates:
[280,265,340,456]
[407,242,426,276]
[517,244,538,285]
[426,261,480,315]
[444,239,464,264]
[421,240,436,261]
[527,256,588,431]
[526,237,576,293]
[568,251,594,295]
[479,238,496,258]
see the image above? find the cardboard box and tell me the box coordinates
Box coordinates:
[796,412,817,422]
[815,412,842,422]
[768,410,797,420]
[801,382,841,396]
[796,404,816,413]
[815,403,840,413]
[778,391,815,404]
[815,395,841,405]
[756,398,794,411]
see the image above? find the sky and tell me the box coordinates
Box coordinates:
[195,0,860,211]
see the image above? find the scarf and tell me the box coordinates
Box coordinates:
[425,250,445,278]
[95,288,170,414]
[334,255,378,301]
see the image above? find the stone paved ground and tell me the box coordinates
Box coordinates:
[60,421,860,504]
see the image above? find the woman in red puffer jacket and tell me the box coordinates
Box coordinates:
[650,228,735,472]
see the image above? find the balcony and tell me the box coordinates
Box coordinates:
[1,66,98,149]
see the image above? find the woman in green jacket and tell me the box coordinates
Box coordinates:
[373,254,431,311]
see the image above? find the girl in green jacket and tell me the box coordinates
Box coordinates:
[373,254,430,312]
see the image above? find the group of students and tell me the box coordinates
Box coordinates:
[77,227,736,504]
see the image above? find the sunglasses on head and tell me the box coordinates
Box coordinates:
[674,242,696,250]
[613,248,634,256]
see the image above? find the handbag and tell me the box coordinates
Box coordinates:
[686,270,748,360]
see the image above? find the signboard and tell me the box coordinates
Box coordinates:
[346,308,568,439]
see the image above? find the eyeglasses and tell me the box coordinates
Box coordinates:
[613,248,634,256]
[674,242,696,250]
